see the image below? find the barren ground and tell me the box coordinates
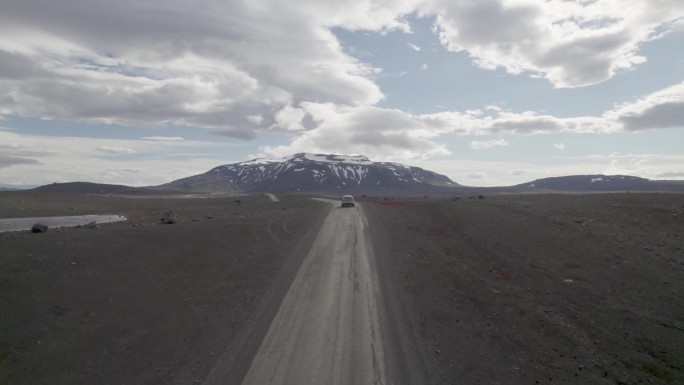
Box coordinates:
[1,191,682,384]
[365,193,684,385]
[0,191,328,385]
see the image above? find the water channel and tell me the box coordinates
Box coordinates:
[0,215,127,232]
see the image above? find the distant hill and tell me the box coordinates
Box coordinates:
[21,162,684,196]
[31,182,178,195]
[160,153,459,194]
[515,175,684,192]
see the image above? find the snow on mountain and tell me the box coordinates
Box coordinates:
[163,153,458,193]
[515,175,661,191]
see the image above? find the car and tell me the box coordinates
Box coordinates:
[341,195,355,207]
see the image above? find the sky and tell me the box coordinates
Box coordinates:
[1,0,683,188]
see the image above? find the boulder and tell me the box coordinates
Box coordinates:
[84,221,99,229]
[31,223,48,233]
[161,211,177,224]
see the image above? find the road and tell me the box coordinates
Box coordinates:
[240,200,388,385]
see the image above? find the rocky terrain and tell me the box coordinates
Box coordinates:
[1,190,682,384]
[365,193,684,384]
[0,191,329,385]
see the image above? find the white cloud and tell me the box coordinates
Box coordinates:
[95,146,136,154]
[142,136,186,142]
[259,103,451,161]
[421,63,429,70]
[554,143,566,150]
[0,129,223,186]
[273,105,308,131]
[470,138,509,150]
[421,0,684,87]
[0,0,400,136]
[258,79,682,161]
[246,115,264,125]
[0,0,682,187]
[607,81,684,131]
[408,43,422,51]
[2,0,677,140]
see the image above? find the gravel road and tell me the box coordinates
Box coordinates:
[241,200,388,384]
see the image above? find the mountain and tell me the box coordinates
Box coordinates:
[515,175,684,192]
[31,182,178,195]
[161,153,459,194]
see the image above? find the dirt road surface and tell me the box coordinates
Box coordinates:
[238,200,386,384]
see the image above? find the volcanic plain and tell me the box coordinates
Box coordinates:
[1,190,682,384]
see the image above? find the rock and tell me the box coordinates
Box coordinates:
[31,223,48,233]
[83,221,98,229]
[161,211,177,224]
[478,195,485,199]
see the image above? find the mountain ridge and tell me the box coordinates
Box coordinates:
[160,153,459,194]
[10,154,684,195]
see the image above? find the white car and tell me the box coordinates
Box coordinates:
[341,195,355,207]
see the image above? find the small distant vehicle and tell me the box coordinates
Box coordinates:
[341,195,355,208]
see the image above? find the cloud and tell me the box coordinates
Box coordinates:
[0,155,40,168]
[608,81,684,131]
[554,143,566,150]
[466,172,486,180]
[258,79,682,160]
[0,0,682,171]
[2,0,677,138]
[421,63,429,70]
[259,103,451,160]
[0,129,227,186]
[0,0,399,134]
[142,136,186,141]
[470,138,509,150]
[96,146,136,154]
[246,115,264,125]
[422,0,684,87]
[273,104,308,131]
[655,171,684,178]
[209,128,257,140]
[408,43,422,51]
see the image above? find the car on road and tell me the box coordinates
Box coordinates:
[341,195,355,207]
